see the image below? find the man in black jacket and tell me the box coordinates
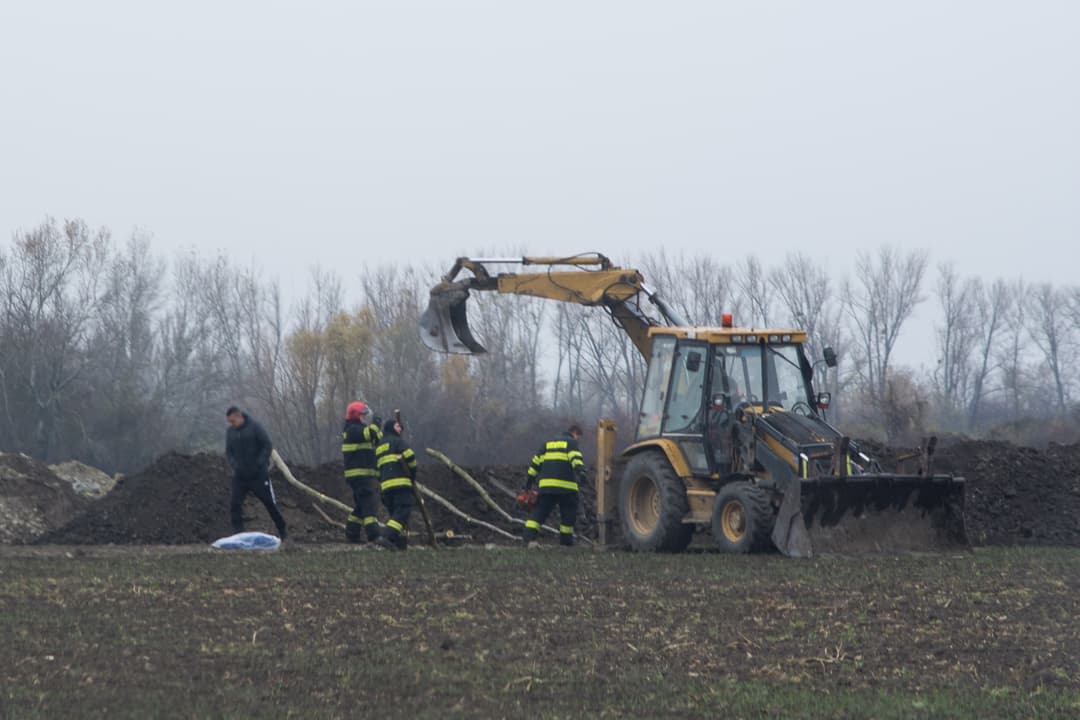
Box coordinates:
[374,418,417,551]
[522,424,586,547]
[342,401,382,543]
[225,406,288,539]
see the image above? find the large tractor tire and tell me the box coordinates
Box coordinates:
[619,451,693,553]
[712,481,774,553]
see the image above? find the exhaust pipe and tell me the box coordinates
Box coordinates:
[419,283,487,354]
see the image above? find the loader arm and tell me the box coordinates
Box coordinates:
[419,253,685,357]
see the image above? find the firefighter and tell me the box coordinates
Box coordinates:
[342,401,383,544]
[522,424,586,547]
[374,418,417,551]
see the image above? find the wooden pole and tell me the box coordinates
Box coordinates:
[426,448,516,523]
[311,503,346,529]
[415,483,518,541]
[271,450,352,514]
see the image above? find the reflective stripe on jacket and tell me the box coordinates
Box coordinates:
[342,420,382,479]
[376,434,417,491]
[528,433,585,493]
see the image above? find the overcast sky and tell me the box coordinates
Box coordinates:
[2,1,1078,345]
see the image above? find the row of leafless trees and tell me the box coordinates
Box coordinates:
[2,218,1078,473]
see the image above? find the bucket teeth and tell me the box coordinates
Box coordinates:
[419,286,486,354]
[773,475,968,557]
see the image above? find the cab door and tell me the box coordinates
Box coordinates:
[706,344,759,477]
[660,341,709,475]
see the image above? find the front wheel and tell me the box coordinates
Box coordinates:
[712,481,775,553]
[619,451,693,552]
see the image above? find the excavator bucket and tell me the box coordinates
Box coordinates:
[772,475,968,558]
[419,284,487,354]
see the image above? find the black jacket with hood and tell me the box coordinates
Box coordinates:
[226,413,273,479]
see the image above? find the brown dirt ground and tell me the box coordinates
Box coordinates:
[18,438,1080,549]
[1,546,1078,718]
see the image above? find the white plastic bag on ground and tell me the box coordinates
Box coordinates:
[211,531,282,551]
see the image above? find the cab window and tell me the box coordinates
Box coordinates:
[637,336,675,438]
[662,343,707,434]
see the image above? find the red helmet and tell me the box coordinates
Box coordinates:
[345,401,370,421]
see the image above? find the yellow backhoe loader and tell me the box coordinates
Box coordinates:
[420,254,967,556]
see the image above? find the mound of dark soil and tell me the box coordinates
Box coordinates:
[39,451,559,546]
[39,452,371,545]
[933,440,1080,546]
[0,453,90,543]
[37,438,1080,548]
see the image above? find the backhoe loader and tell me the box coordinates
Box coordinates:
[420,254,967,556]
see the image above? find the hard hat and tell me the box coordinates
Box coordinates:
[346,401,371,421]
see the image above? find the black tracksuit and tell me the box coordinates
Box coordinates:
[375,427,417,549]
[342,419,382,542]
[225,413,287,537]
[523,432,586,546]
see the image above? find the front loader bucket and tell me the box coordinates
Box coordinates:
[419,284,486,354]
[772,475,967,558]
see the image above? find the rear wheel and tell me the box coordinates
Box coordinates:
[712,481,774,553]
[619,451,693,552]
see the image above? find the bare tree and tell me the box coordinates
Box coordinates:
[1027,283,1073,416]
[271,267,344,463]
[770,253,831,355]
[638,249,739,325]
[966,278,1010,430]
[734,255,771,327]
[0,219,112,459]
[153,251,233,456]
[932,263,980,422]
[842,246,929,408]
[82,232,166,469]
[768,252,847,417]
[996,278,1029,422]
[552,303,587,418]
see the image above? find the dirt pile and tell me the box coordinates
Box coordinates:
[37,452,550,546]
[933,439,1080,546]
[0,453,90,543]
[32,438,1080,548]
[49,460,117,498]
[39,453,349,545]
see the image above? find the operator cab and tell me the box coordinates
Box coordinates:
[635,325,824,479]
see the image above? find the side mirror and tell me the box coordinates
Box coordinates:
[686,351,702,372]
[823,347,838,368]
[817,392,832,410]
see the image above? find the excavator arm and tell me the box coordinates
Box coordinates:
[419,253,685,357]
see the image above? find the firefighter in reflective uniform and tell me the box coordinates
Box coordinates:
[374,418,417,551]
[342,401,382,543]
[522,424,586,547]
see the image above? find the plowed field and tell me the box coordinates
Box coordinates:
[2,546,1078,718]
